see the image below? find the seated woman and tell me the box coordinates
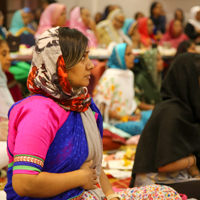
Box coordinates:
[138,17,157,48]
[70,7,99,48]
[9,7,35,36]
[133,48,163,106]
[174,40,197,58]
[35,3,66,39]
[0,40,22,101]
[93,43,152,136]
[150,2,166,34]
[160,19,188,49]
[4,27,181,200]
[174,8,185,25]
[185,6,200,42]
[97,9,130,47]
[0,40,13,176]
[130,53,200,199]
[121,18,141,49]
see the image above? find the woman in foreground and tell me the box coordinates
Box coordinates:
[4,27,181,200]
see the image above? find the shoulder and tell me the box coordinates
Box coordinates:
[9,95,67,121]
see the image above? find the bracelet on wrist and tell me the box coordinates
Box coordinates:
[107,193,122,200]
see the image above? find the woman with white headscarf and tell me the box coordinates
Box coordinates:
[97,9,131,47]
[185,6,200,41]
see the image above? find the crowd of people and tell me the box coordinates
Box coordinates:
[1,0,200,199]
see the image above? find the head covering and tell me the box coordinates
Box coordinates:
[188,6,200,30]
[97,9,129,45]
[121,18,137,36]
[159,20,188,49]
[142,48,162,90]
[132,53,200,175]
[93,43,137,121]
[27,27,91,112]
[138,17,156,47]
[9,10,26,35]
[35,3,66,37]
[133,56,161,104]
[0,62,14,118]
[108,43,127,70]
[174,40,194,58]
[69,7,98,48]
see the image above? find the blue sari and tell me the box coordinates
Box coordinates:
[5,96,103,200]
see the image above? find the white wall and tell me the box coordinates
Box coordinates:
[58,0,200,23]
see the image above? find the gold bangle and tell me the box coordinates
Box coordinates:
[107,194,122,200]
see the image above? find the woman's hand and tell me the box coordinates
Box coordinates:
[88,19,97,31]
[80,160,98,190]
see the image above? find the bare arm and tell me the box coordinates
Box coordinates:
[138,102,154,111]
[13,160,97,198]
[100,168,119,200]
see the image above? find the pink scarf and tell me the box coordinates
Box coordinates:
[160,20,188,49]
[69,7,98,48]
[35,3,66,37]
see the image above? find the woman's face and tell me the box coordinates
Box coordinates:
[175,10,183,21]
[196,10,200,21]
[0,42,12,72]
[147,19,154,35]
[21,12,30,25]
[112,14,125,29]
[66,47,94,88]
[130,24,138,36]
[81,8,91,27]
[152,3,162,16]
[173,20,182,36]
[56,10,67,27]
[157,53,164,72]
[187,43,197,53]
[125,46,134,69]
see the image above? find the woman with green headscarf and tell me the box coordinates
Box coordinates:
[121,18,141,49]
[9,7,35,36]
[133,48,163,105]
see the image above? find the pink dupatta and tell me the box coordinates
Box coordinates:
[35,3,66,38]
[160,20,188,49]
[69,7,98,48]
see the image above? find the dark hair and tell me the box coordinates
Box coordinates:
[174,40,195,58]
[150,2,159,17]
[47,0,57,4]
[174,8,184,23]
[134,12,143,20]
[58,27,88,70]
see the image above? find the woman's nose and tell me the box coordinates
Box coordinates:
[86,58,94,70]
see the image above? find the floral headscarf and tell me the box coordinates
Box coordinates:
[27,27,91,112]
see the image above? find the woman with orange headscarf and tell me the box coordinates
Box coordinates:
[138,17,157,48]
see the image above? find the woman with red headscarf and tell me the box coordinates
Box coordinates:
[160,19,188,49]
[138,17,157,48]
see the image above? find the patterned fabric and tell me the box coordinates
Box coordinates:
[142,49,162,90]
[27,27,91,112]
[80,185,181,199]
[93,43,137,122]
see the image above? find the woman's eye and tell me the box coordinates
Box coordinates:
[1,53,6,57]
